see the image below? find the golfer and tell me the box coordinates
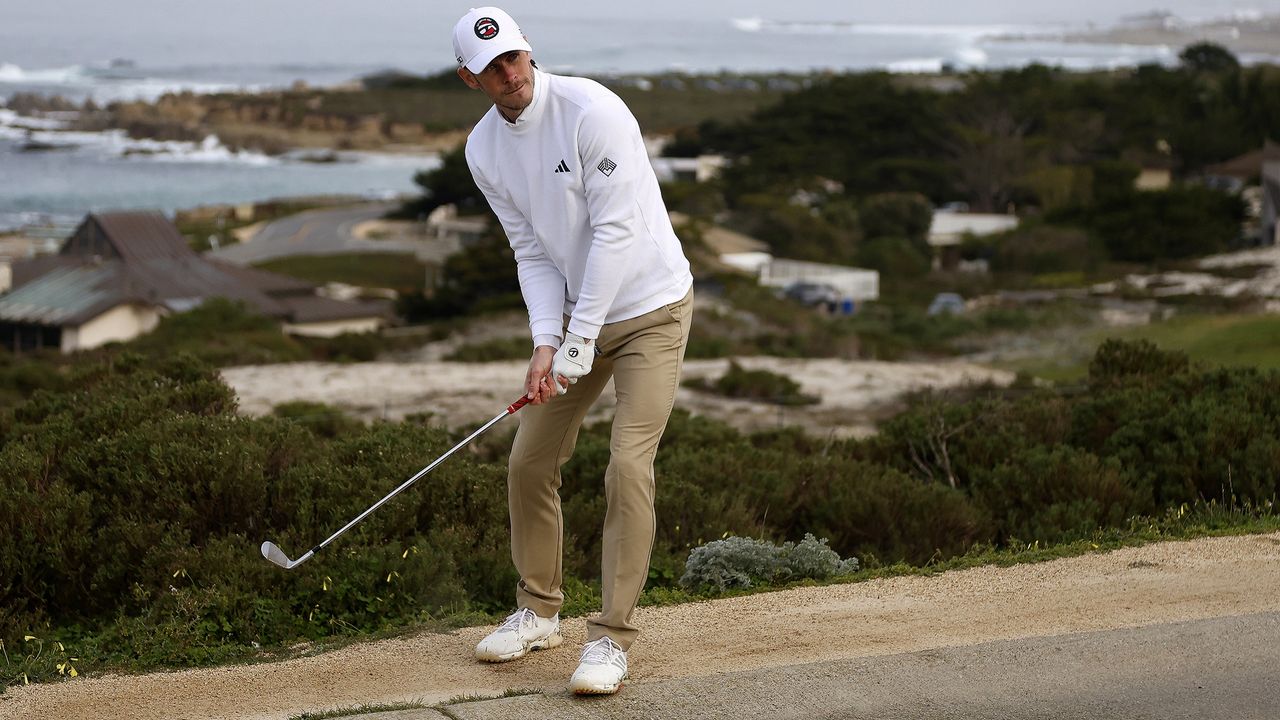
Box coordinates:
[452,6,693,695]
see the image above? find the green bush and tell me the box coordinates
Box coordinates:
[445,336,531,362]
[126,298,311,366]
[859,192,933,253]
[986,225,1106,276]
[272,401,364,439]
[4,339,1279,683]
[679,534,858,592]
[683,361,819,406]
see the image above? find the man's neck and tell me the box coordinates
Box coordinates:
[497,70,535,123]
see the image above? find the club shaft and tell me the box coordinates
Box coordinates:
[312,399,525,555]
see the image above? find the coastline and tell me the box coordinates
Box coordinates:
[998,14,1280,58]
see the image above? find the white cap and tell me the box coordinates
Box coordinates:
[452,7,533,74]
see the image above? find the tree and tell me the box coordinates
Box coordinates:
[400,144,488,219]
[859,192,933,254]
[1179,42,1240,74]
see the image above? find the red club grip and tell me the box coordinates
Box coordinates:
[507,395,532,414]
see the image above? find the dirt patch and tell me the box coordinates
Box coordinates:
[219,357,1013,437]
[5,533,1278,720]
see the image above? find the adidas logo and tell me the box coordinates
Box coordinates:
[553,159,570,174]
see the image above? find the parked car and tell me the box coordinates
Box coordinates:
[781,281,841,308]
[927,292,966,316]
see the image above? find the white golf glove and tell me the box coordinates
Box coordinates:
[550,332,595,394]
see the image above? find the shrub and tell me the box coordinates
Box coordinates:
[272,401,364,439]
[859,192,933,253]
[445,336,531,362]
[679,533,858,592]
[987,225,1105,276]
[683,361,819,406]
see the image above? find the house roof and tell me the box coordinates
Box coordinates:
[279,295,393,324]
[1204,140,1280,180]
[0,262,135,325]
[204,258,316,295]
[10,254,84,290]
[67,212,196,262]
[928,211,1020,246]
[2,211,396,330]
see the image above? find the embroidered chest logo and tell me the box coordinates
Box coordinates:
[597,157,617,177]
[553,159,571,174]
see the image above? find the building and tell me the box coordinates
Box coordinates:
[720,252,879,312]
[1204,140,1280,245]
[0,212,390,354]
[927,210,1020,270]
[1263,155,1279,247]
[650,154,729,184]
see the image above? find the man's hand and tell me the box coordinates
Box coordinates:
[525,346,557,405]
[550,332,595,394]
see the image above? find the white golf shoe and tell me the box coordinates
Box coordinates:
[568,636,628,695]
[474,608,563,662]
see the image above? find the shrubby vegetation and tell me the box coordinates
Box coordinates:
[2,340,1275,685]
[680,534,858,592]
[662,46,1271,277]
[683,361,819,406]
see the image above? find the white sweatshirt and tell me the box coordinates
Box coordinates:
[464,68,693,346]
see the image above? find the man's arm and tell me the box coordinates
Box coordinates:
[568,94,649,340]
[467,147,565,403]
[467,147,567,351]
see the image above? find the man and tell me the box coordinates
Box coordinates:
[452,6,693,696]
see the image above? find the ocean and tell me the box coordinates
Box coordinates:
[3,0,1280,232]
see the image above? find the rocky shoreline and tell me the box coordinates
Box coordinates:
[1000,13,1280,58]
[4,89,468,156]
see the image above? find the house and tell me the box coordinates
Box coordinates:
[1204,141,1280,245]
[650,154,729,184]
[928,210,1019,271]
[1203,141,1280,194]
[1134,166,1173,191]
[719,252,879,312]
[0,212,390,354]
[1262,154,1279,247]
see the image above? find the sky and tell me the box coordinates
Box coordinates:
[4,0,1279,70]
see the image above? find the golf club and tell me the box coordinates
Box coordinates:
[260,394,532,570]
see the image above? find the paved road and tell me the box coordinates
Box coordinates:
[367,612,1280,720]
[210,203,458,266]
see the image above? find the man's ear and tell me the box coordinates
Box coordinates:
[457,67,481,90]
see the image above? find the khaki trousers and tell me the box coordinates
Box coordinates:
[507,289,692,651]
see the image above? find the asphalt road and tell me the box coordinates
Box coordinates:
[374,612,1280,720]
[210,203,456,266]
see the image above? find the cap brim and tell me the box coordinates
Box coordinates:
[463,38,533,74]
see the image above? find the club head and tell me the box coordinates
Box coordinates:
[261,540,298,569]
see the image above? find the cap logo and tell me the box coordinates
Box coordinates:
[474,17,500,40]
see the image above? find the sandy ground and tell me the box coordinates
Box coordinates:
[220,357,1013,438]
[4,532,1278,720]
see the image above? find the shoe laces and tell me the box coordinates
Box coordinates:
[497,607,537,633]
[580,637,626,669]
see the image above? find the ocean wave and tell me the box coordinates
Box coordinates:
[120,135,278,166]
[1,112,278,166]
[0,61,251,103]
[729,18,1036,39]
[0,62,89,84]
[0,108,69,130]
[885,58,946,73]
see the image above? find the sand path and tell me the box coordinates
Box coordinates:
[4,532,1278,720]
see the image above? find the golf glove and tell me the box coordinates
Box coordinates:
[551,332,595,394]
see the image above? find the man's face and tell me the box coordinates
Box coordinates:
[458,50,534,121]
